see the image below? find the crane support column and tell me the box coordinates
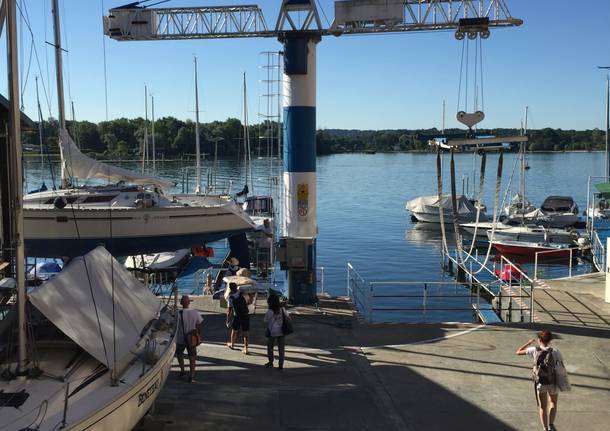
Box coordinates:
[280,33,320,305]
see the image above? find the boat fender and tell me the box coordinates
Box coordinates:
[53,196,67,209]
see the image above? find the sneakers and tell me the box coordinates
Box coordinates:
[549,425,557,431]
[264,362,273,367]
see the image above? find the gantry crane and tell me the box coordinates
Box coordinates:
[104,0,523,304]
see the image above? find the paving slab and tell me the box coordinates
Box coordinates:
[137,297,610,431]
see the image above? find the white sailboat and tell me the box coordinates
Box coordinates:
[23,8,254,258]
[1,2,177,428]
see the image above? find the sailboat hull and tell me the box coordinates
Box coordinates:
[24,205,254,257]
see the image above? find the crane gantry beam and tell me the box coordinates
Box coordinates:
[104,0,522,41]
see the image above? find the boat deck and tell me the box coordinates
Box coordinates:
[136,294,610,431]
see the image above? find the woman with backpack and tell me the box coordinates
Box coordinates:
[264,294,292,370]
[516,329,570,431]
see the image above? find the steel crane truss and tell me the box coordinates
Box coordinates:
[104,0,522,41]
[331,0,522,35]
[104,5,274,40]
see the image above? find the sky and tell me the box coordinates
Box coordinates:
[3,0,610,131]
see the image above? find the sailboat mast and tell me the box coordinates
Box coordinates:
[606,76,609,180]
[7,0,27,372]
[52,0,68,187]
[243,73,253,192]
[151,94,156,173]
[36,76,44,169]
[143,84,148,174]
[520,106,528,225]
[194,56,201,194]
[605,76,610,179]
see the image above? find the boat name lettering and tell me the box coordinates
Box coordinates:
[138,379,160,407]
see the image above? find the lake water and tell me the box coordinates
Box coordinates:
[25,151,604,322]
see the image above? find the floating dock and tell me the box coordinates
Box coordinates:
[136,292,610,431]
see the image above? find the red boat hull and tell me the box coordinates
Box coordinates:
[492,242,571,259]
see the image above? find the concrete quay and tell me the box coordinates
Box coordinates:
[138,295,610,431]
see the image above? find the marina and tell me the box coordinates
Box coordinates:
[1,1,610,430]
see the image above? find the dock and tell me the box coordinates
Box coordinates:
[137,293,610,430]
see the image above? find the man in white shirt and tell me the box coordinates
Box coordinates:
[176,295,203,382]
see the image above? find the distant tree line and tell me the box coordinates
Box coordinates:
[22,117,608,159]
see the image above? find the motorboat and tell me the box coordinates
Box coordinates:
[486,225,576,245]
[0,246,177,430]
[406,194,488,224]
[538,195,580,227]
[491,239,573,259]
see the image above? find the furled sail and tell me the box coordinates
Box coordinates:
[59,128,175,190]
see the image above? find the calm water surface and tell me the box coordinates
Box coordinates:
[25,152,603,321]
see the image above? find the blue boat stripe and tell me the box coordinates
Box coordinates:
[283,106,316,172]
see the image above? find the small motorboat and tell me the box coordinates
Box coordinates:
[491,239,573,259]
[539,195,580,227]
[406,194,488,224]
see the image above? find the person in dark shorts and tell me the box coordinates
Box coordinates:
[176,295,203,382]
[226,282,250,354]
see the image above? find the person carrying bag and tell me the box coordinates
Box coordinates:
[264,294,292,370]
[176,295,203,382]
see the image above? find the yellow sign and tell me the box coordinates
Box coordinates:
[297,183,309,201]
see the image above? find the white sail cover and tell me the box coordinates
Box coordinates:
[406,194,476,215]
[29,246,161,369]
[59,128,175,190]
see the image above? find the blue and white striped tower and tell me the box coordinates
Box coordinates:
[282,34,320,304]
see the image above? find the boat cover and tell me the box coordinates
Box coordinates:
[59,128,174,190]
[29,246,161,369]
[540,196,576,213]
[406,194,477,215]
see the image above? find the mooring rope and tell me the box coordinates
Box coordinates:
[470,148,504,274]
[466,151,486,255]
[436,147,449,255]
[449,148,465,266]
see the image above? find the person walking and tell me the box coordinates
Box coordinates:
[226,282,250,354]
[264,294,290,370]
[176,295,203,383]
[516,329,570,431]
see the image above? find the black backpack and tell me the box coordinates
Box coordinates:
[533,348,556,386]
[233,293,249,316]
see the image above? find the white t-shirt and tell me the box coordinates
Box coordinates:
[178,308,203,340]
[264,308,287,337]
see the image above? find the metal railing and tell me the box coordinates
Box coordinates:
[591,230,606,272]
[346,262,502,323]
[443,249,535,323]
[316,266,325,295]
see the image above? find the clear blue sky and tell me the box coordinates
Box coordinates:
[3,0,610,130]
